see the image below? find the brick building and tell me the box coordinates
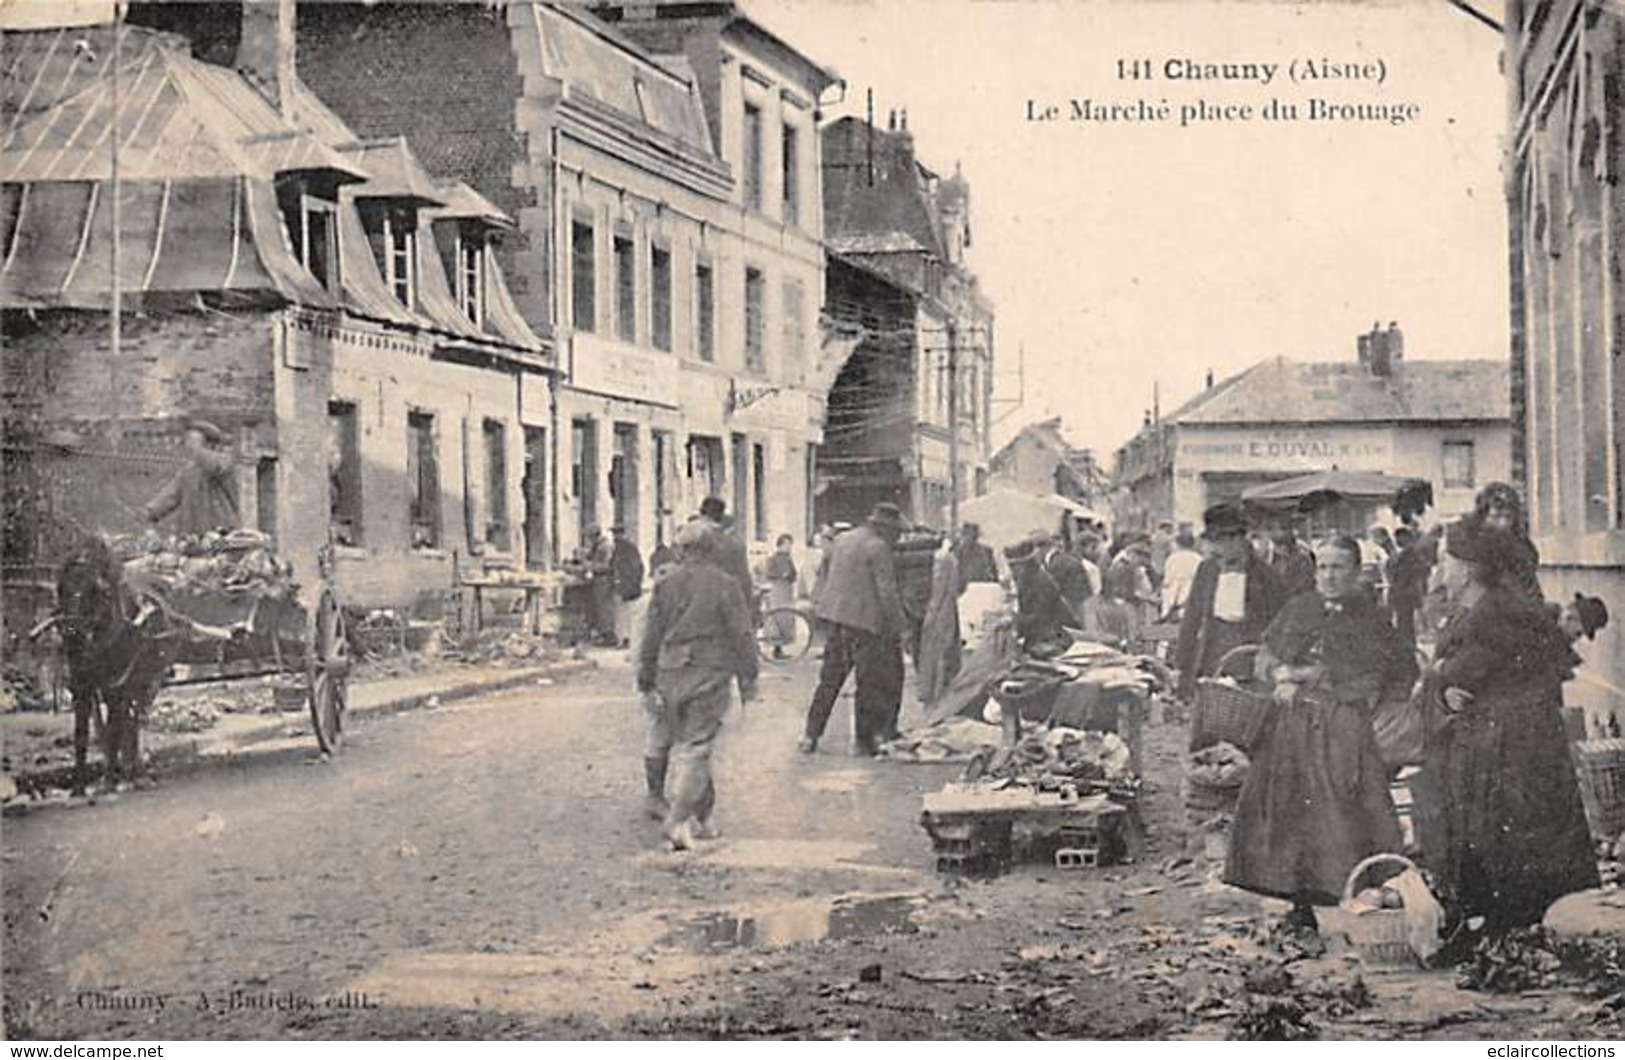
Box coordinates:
[1504,0,1625,730]
[294,1,839,557]
[818,113,994,530]
[1,13,556,619]
[1113,326,1511,533]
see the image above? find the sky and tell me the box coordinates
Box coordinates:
[750,0,1511,458]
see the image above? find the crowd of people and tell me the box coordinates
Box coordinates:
[621,482,1615,963]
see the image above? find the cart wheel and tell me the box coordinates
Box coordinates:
[309,589,350,754]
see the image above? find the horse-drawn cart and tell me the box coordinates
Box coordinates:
[28,528,352,792]
[114,529,352,756]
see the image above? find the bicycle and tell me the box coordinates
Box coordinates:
[754,587,816,663]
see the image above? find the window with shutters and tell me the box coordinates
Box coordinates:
[650,243,672,351]
[571,219,595,332]
[695,258,715,362]
[614,232,636,342]
[744,267,765,373]
[407,411,441,549]
[743,102,763,210]
[781,124,799,226]
[484,419,509,547]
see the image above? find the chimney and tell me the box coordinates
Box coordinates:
[237,0,296,117]
[1205,368,1214,389]
[1358,320,1402,378]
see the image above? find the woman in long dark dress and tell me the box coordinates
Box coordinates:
[1225,536,1416,929]
[1414,519,1598,931]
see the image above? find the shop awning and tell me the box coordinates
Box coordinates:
[1240,470,1431,511]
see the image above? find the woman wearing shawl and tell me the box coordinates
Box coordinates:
[1225,536,1416,931]
[1414,519,1598,932]
[761,534,799,660]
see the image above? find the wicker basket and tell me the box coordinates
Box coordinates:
[1337,853,1420,970]
[1575,738,1625,841]
[1185,774,1242,816]
[1191,645,1271,751]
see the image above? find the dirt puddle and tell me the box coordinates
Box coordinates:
[655,893,927,952]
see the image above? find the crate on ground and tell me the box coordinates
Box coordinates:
[1575,738,1625,840]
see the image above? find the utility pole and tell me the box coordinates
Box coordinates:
[947,321,959,534]
[108,11,123,443]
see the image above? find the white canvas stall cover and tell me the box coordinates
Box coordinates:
[959,489,1104,550]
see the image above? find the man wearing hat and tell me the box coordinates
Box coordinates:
[800,502,909,756]
[638,520,758,849]
[1172,502,1288,704]
[143,420,241,536]
[696,496,757,617]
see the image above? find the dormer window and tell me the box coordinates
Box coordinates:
[361,202,417,308]
[457,232,486,326]
[277,178,338,291]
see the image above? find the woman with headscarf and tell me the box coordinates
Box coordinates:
[1466,482,1543,604]
[1225,536,1417,933]
[1413,519,1598,933]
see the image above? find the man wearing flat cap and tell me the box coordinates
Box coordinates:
[1173,502,1288,704]
[695,496,757,618]
[800,502,909,756]
[637,520,759,849]
[143,420,241,536]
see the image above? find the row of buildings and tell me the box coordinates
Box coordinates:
[1,0,996,620]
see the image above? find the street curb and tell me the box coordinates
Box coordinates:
[2,657,598,816]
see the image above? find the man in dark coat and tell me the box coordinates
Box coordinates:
[1262,511,1316,600]
[143,421,240,535]
[800,503,909,756]
[1006,533,1085,651]
[638,520,759,849]
[951,522,999,594]
[609,524,646,649]
[1173,503,1288,703]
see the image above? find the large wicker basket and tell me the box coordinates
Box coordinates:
[1575,738,1625,841]
[1336,853,1420,970]
[1191,645,1271,751]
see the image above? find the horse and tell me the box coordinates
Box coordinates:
[54,537,173,794]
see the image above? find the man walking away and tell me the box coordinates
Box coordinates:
[697,496,757,613]
[637,521,758,850]
[800,503,909,756]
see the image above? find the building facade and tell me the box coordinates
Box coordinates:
[1,14,556,622]
[296,1,838,559]
[1505,0,1625,729]
[1113,327,1512,532]
[818,114,994,531]
[988,417,1110,512]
